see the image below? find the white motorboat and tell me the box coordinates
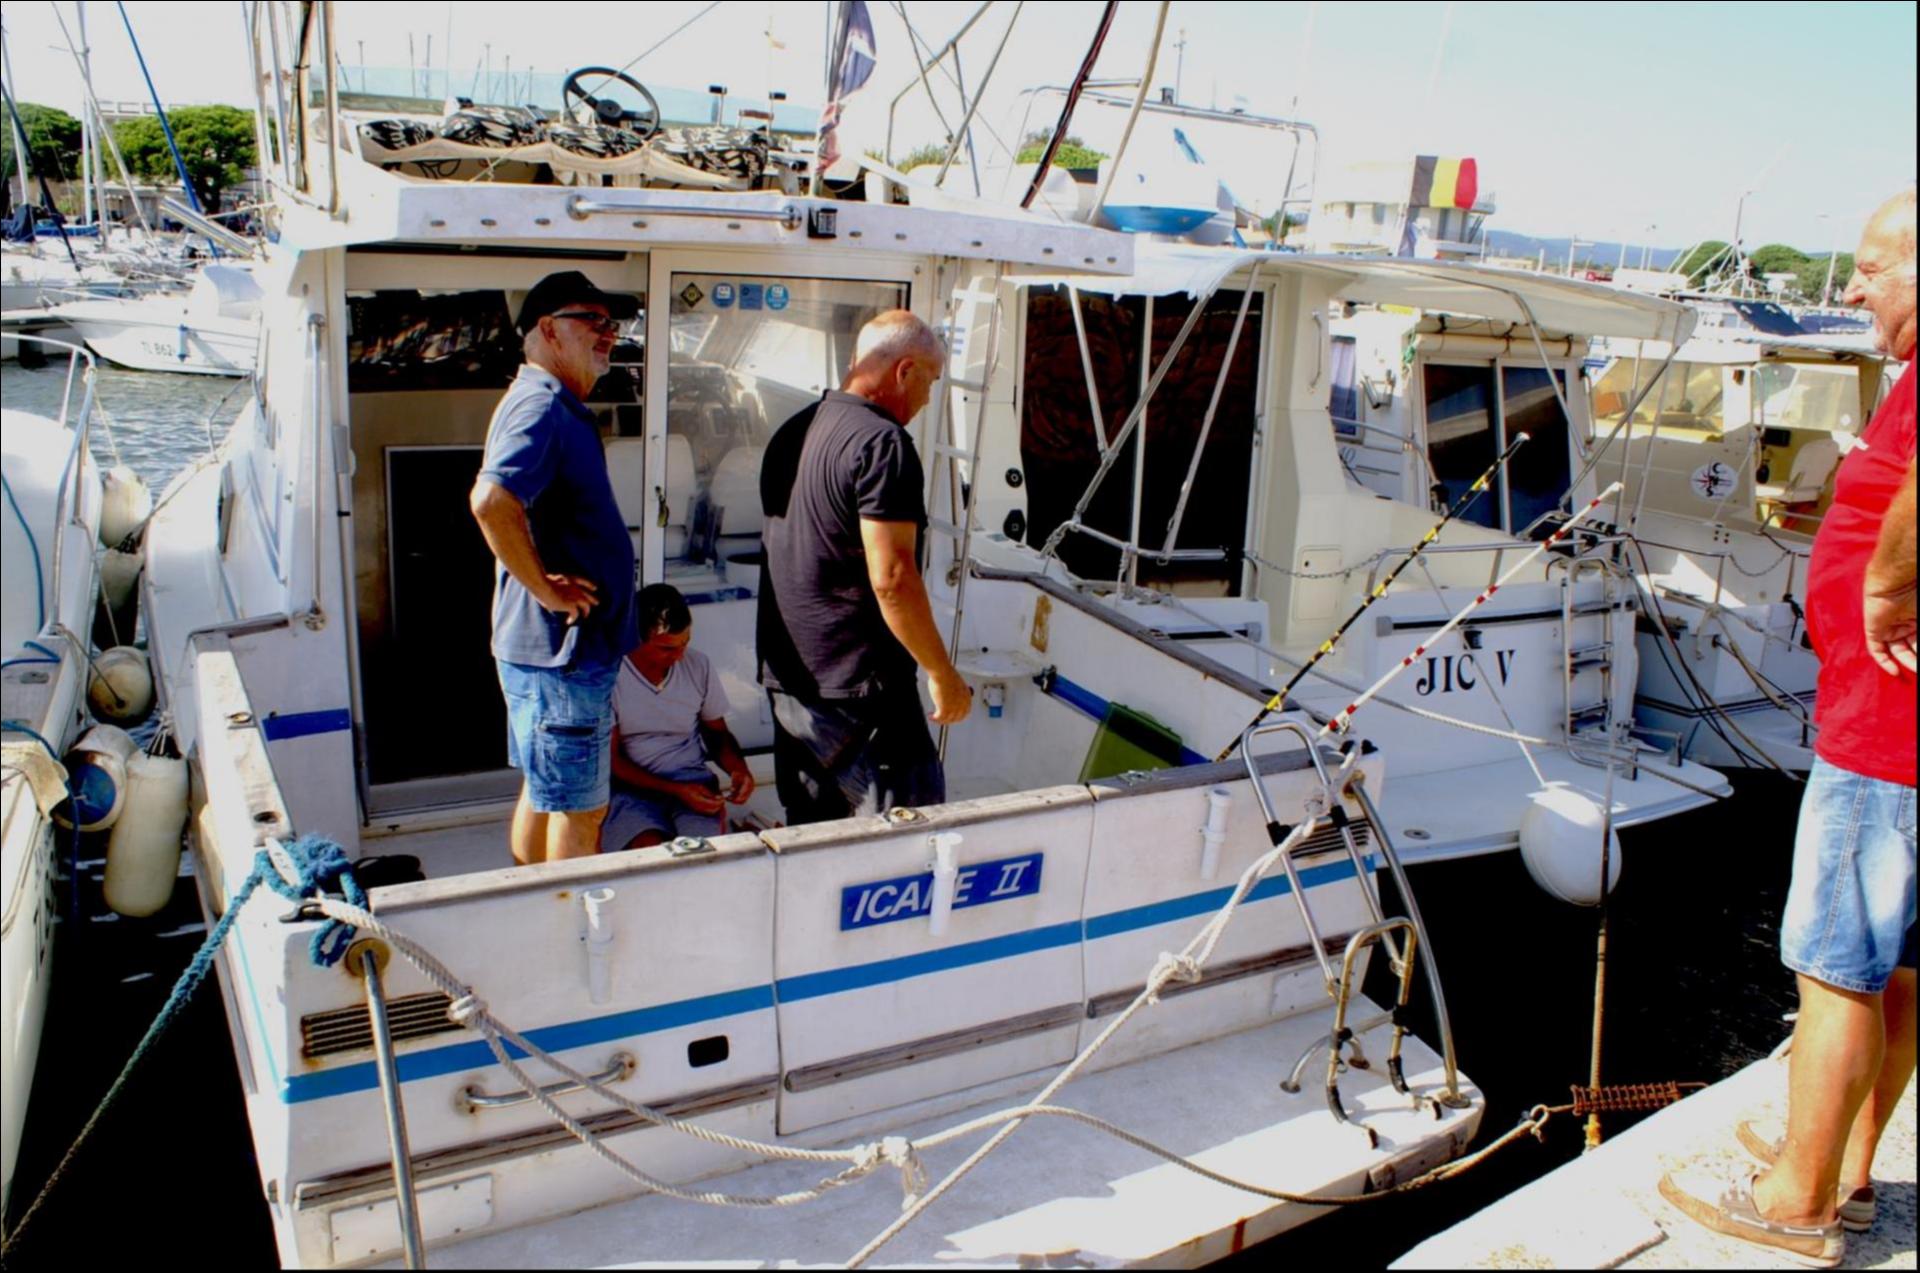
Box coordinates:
[1582,327,1902,770]
[47,263,262,376]
[125,8,1532,1266]
[0,339,105,1218]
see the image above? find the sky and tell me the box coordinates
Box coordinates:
[3,0,1914,253]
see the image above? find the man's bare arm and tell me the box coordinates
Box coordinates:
[469,478,598,621]
[1863,455,1917,675]
[860,518,972,724]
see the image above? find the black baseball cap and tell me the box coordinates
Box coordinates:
[516,270,640,335]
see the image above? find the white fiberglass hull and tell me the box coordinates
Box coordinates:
[54,300,258,376]
[1,408,103,1218]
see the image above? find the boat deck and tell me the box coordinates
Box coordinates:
[382,1001,1483,1268]
[1395,1050,1917,1269]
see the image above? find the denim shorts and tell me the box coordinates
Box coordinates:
[498,658,619,813]
[603,766,725,848]
[1781,758,1918,993]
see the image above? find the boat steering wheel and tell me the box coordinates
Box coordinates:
[561,67,662,141]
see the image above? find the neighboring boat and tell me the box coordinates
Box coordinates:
[1,338,105,1218]
[131,10,1508,1266]
[45,263,262,376]
[1583,326,1902,770]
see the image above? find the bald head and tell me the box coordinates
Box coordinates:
[1846,189,1917,360]
[843,310,947,426]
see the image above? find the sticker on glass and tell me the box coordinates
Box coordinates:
[766,284,790,311]
[739,283,764,311]
[679,282,704,308]
[712,282,735,309]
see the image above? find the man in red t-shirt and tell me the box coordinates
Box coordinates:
[1665,191,1917,1266]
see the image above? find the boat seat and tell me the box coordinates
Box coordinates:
[1776,436,1839,503]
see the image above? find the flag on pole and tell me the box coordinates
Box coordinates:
[1397,155,1477,256]
[818,0,876,175]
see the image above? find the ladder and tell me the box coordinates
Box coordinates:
[921,262,1006,752]
[1239,720,1470,1139]
[1562,553,1633,768]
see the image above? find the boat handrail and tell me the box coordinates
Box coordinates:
[1363,532,1632,597]
[10,335,102,629]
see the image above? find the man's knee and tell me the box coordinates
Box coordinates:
[558,804,610,830]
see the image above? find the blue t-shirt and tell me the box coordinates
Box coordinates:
[478,365,637,670]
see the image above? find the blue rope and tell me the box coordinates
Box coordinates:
[3,640,64,672]
[258,834,369,967]
[0,834,361,1256]
[1,472,47,635]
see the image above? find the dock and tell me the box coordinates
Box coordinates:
[1395,1048,1917,1269]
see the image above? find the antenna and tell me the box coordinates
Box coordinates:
[1172,27,1187,104]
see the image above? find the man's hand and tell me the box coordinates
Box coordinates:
[538,574,600,623]
[676,782,727,816]
[724,764,756,805]
[929,668,974,725]
[1864,580,1918,675]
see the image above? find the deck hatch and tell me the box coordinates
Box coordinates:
[301,992,463,1058]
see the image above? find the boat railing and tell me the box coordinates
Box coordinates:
[248,1,341,219]
[1619,529,1810,611]
[1362,532,1624,597]
[10,334,102,634]
[1335,419,1438,490]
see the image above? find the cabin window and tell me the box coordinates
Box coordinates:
[662,274,908,578]
[1752,363,1861,433]
[1329,335,1361,435]
[1019,285,1264,593]
[1500,366,1572,532]
[1422,363,1500,527]
[1592,357,1725,435]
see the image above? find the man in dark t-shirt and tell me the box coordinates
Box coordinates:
[757,310,972,822]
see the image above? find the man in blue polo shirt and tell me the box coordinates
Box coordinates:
[470,271,639,864]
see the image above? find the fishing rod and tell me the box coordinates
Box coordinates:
[1215,430,1531,760]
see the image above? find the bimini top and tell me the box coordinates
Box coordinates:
[1024,244,1697,346]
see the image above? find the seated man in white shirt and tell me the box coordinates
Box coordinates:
[603,584,756,850]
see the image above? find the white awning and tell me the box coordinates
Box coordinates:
[1025,245,1696,345]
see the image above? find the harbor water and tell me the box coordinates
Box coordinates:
[0,360,1825,1266]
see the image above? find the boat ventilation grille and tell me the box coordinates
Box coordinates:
[1297,819,1371,858]
[301,992,462,1059]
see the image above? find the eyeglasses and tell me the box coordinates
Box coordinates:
[548,311,622,335]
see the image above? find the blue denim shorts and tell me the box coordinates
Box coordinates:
[603,766,725,848]
[498,659,619,813]
[1781,758,1918,993]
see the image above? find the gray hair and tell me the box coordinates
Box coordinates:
[852,310,944,371]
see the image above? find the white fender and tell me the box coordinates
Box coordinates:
[103,752,190,917]
[87,645,154,723]
[1518,783,1621,907]
[98,465,152,548]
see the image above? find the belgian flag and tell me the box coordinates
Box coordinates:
[1410,156,1478,210]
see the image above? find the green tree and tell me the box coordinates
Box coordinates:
[1795,252,1854,304]
[0,102,83,190]
[1750,242,1811,279]
[114,105,256,210]
[1676,240,1732,286]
